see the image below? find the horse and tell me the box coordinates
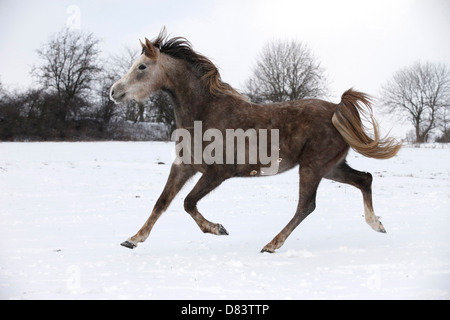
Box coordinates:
[110,28,401,253]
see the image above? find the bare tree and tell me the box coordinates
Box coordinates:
[31,28,101,122]
[0,79,4,99]
[438,106,450,142]
[96,47,137,124]
[245,40,328,103]
[96,70,118,124]
[109,46,140,77]
[381,61,450,143]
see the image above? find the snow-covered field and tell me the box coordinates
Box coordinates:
[0,142,449,300]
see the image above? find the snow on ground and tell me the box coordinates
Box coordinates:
[0,142,449,300]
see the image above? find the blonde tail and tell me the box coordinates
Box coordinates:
[332,89,401,159]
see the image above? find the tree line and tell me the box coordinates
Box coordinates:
[1,28,449,142]
[0,29,174,141]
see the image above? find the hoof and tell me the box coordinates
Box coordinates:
[121,240,137,249]
[378,221,387,233]
[260,247,275,254]
[217,224,229,235]
[368,218,387,234]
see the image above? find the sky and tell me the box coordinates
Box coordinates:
[1,0,449,137]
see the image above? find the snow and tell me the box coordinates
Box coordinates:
[0,141,449,300]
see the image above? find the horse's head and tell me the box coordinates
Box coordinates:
[110,38,164,104]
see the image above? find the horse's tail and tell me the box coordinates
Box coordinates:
[332,88,401,159]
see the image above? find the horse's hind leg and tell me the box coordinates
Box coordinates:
[184,170,229,236]
[261,166,322,253]
[325,161,386,233]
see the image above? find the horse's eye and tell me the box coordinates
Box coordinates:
[138,64,147,70]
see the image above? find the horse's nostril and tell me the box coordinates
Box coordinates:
[111,89,115,96]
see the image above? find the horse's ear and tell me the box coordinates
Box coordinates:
[141,37,158,58]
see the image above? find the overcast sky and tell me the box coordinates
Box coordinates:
[1,0,449,136]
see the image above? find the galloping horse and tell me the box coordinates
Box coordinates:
[110,28,401,253]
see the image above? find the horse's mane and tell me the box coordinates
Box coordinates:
[145,28,246,101]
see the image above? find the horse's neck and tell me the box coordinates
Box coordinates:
[162,58,211,127]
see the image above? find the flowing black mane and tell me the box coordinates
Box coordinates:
[144,28,244,99]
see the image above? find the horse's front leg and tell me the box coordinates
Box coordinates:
[183,169,230,236]
[121,163,196,249]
